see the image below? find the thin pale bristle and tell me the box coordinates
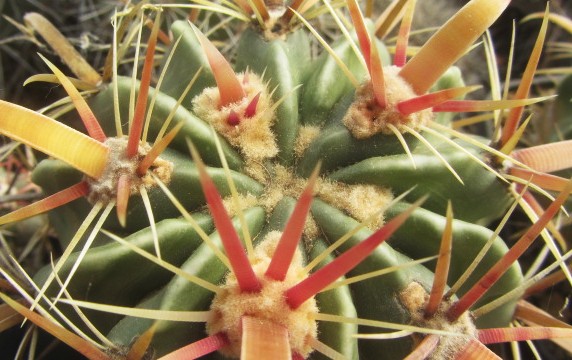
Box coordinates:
[387,123,416,168]
[138,122,185,176]
[291,8,359,88]
[58,298,211,322]
[420,125,507,183]
[500,5,549,147]
[424,202,453,318]
[139,186,161,260]
[249,0,270,23]
[428,122,531,170]
[404,125,464,184]
[189,143,261,293]
[286,198,425,309]
[448,178,572,321]
[30,203,103,312]
[156,67,204,141]
[447,189,524,298]
[234,0,253,15]
[48,264,116,348]
[126,11,161,158]
[0,293,110,360]
[307,337,347,359]
[483,30,503,127]
[498,115,532,156]
[304,188,415,273]
[353,330,413,340]
[323,256,436,292]
[282,0,306,22]
[4,259,107,348]
[313,313,458,337]
[524,260,572,297]
[151,173,231,269]
[53,202,115,305]
[452,113,495,129]
[24,74,96,91]
[142,35,184,144]
[103,228,220,293]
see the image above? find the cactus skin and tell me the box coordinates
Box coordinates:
[0,2,543,359]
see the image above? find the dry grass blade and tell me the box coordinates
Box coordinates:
[24,13,101,85]
[38,54,106,142]
[0,302,24,332]
[522,12,572,34]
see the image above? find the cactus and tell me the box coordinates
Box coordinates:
[1,1,572,359]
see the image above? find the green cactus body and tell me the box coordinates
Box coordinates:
[0,1,543,359]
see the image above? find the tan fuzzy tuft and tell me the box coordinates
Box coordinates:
[343,66,433,139]
[207,232,318,358]
[399,282,477,360]
[222,193,259,218]
[294,125,321,158]
[86,137,173,204]
[255,164,392,236]
[318,181,393,229]
[192,73,278,162]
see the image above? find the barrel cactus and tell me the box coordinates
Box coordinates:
[1,0,571,359]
